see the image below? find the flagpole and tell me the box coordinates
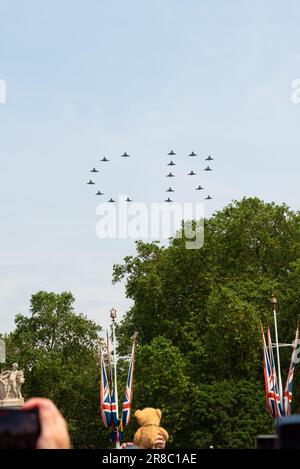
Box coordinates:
[271,294,283,408]
[110,307,120,449]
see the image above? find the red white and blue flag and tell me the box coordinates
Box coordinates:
[110,388,121,443]
[100,347,112,428]
[283,325,299,416]
[100,332,137,445]
[106,331,113,398]
[261,324,281,418]
[267,326,283,417]
[106,332,121,442]
[122,333,137,428]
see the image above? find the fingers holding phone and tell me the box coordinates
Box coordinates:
[22,398,71,449]
[0,407,40,449]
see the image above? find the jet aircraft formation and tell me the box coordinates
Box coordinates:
[164,150,214,202]
[86,152,132,202]
[87,150,215,203]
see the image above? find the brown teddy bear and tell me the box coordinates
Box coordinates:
[133,407,169,449]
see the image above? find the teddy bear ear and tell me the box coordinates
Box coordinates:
[135,410,142,418]
[156,409,162,419]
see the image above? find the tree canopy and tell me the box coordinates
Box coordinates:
[3,197,300,448]
[4,291,107,448]
[113,197,300,447]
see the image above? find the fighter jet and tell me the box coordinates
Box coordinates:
[166,187,174,192]
[96,190,104,196]
[166,172,175,177]
[108,198,116,203]
[196,185,204,190]
[188,170,196,176]
[125,197,132,202]
[165,197,173,203]
[121,152,130,157]
[101,157,109,162]
[168,150,176,156]
[90,168,99,173]
[204,166,212,171]
[167,161,176,166]
[205,195,213,200]
[87,180,95,185]
[188,151,197,157]
[205,155,214,161]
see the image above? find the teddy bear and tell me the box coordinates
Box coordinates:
[133,407,169,449]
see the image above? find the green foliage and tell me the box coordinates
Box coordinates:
[4,197,300,448]
[113,197,300,448]
[132,337,190,448]
[189,380,274,448]
[5,291,107,448]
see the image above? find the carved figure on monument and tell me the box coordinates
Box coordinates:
[0,363,25,406]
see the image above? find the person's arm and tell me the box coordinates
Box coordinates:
[22,398,71,449]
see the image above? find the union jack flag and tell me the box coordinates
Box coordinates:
[105,332,122,443]
[110,388,120,427]
[110,387,122,443]
[267,327,283,417]
[100,347,112,428]
[106,331,113,398]
[121,333,137,428]
[100,332,137,446]
[283,325,299,416]
[261,325,281,418]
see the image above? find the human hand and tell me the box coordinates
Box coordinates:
[22,398,71,449]
[121,441,134,448]
[153,432,166,449]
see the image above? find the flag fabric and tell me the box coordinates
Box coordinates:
[267,327,283,417]
[106,331,113,397]
[261,326,275,417]
[110,387,121,443]
[283,325,299,416]
[100,347,112,428]
[110,388,120,428]
[261,324,281,418]
[106,330,122,444]
[122,333,137,428]
[100,332,137,445]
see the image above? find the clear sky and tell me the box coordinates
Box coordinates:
[0,0,300,333]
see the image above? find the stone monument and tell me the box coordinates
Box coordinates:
[0,363,25,407]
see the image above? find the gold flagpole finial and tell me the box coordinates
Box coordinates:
[271,293,277,310]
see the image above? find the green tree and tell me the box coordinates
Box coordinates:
[113,198,300,447]
[190,380,274,448]
[5,291,107,448]
[4,197,300,448]
[132,337,190,447]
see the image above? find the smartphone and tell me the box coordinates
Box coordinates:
[0,408,40,449]
[277,414,300,449]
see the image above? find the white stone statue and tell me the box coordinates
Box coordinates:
[0,363,25,407]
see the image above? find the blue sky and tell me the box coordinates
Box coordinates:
[0,0,300,332]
